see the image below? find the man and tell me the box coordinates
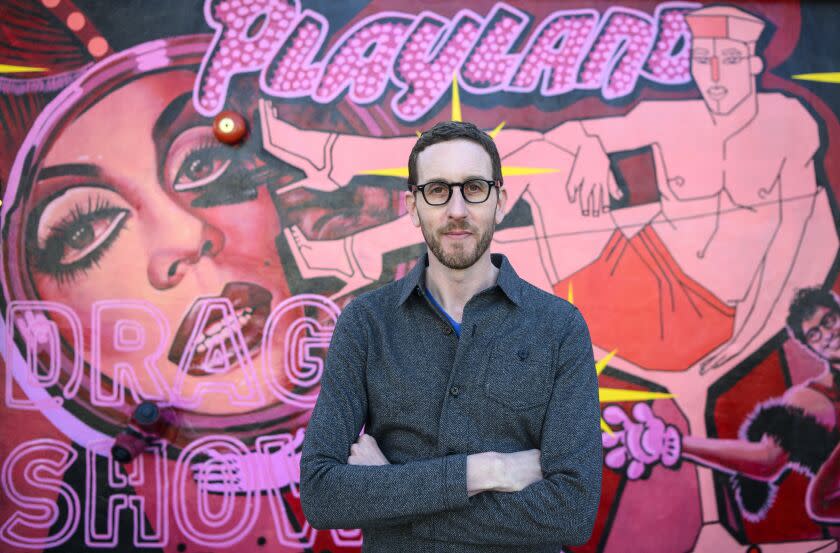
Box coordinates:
[299,121,602,552]
[603,287,840,525]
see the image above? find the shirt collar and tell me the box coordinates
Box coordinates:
[396,252,524,307]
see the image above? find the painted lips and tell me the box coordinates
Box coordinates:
[168,282,273,376]
[707,86,728,100]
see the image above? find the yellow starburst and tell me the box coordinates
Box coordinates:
[0,64,47,74]
[792,72,840,83]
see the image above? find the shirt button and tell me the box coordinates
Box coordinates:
[444,326,453,335]
[450,386,460,397]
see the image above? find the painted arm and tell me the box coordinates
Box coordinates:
[545,102,662,216]
[602,404,789,481]
[682,434,789,481]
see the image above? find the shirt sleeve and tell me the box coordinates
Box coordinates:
[299,298,471,530]
[408,307,603,546]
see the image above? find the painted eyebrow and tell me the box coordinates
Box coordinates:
[721,48,745,55]
[692,48,710,55]
[152,92,192,144]
[38,163,101,180]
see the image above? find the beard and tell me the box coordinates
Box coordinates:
[419,212,496,270]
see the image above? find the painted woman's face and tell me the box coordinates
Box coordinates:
[25,69,305,415]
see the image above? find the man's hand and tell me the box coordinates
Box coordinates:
[466,449,543,496]
[348,433,390,466]
[495,449,543,492]
[346,434,543,496]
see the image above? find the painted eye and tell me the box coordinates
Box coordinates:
[693,56,710,64]
[722,55,743,64]
[34,198,130,284]
[173,147,232,191]
[53,209,127,266]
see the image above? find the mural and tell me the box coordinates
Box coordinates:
[1,0,839,551]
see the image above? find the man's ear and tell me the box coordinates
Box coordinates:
[750,55,764,76]
[495,185,507,224]
[404,189,421,227]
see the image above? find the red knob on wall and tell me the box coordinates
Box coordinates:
[213,111,247,145]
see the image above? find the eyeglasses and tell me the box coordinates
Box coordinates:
[412,179,501,206]
[806,310,839,345]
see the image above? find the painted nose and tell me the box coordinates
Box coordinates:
[711,55,720,83]
[147,224,225,290]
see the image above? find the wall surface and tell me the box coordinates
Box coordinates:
[1,0,840,551]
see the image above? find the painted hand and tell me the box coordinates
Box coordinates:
[699,336,751,375]
[602,403,681,480]
[347,433,390,466]
[565,137,622,217]
[192,428,304,493]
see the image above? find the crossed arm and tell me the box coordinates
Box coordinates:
[299,301,602,546]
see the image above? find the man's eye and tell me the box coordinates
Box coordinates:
[173,147,231,191]
[464,180,484,193]
[427,184,448,195]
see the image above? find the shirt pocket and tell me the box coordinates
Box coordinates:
[484,339,553,411]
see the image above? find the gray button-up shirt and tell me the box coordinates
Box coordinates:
[300,252,602,552]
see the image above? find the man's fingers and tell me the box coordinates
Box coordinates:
[359,433,377,444]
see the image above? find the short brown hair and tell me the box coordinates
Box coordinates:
[407,121,502,187]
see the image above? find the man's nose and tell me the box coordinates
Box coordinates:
[445,185,468,217]
[711,56,720,83]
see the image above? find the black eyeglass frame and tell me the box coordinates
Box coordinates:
[410,178,503,206]
[805,309,840,345]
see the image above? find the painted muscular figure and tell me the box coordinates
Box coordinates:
[259,5,834,374]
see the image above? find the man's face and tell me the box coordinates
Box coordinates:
[691,37,757,115]
[405,139,506,270]
[801,305,840,362]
